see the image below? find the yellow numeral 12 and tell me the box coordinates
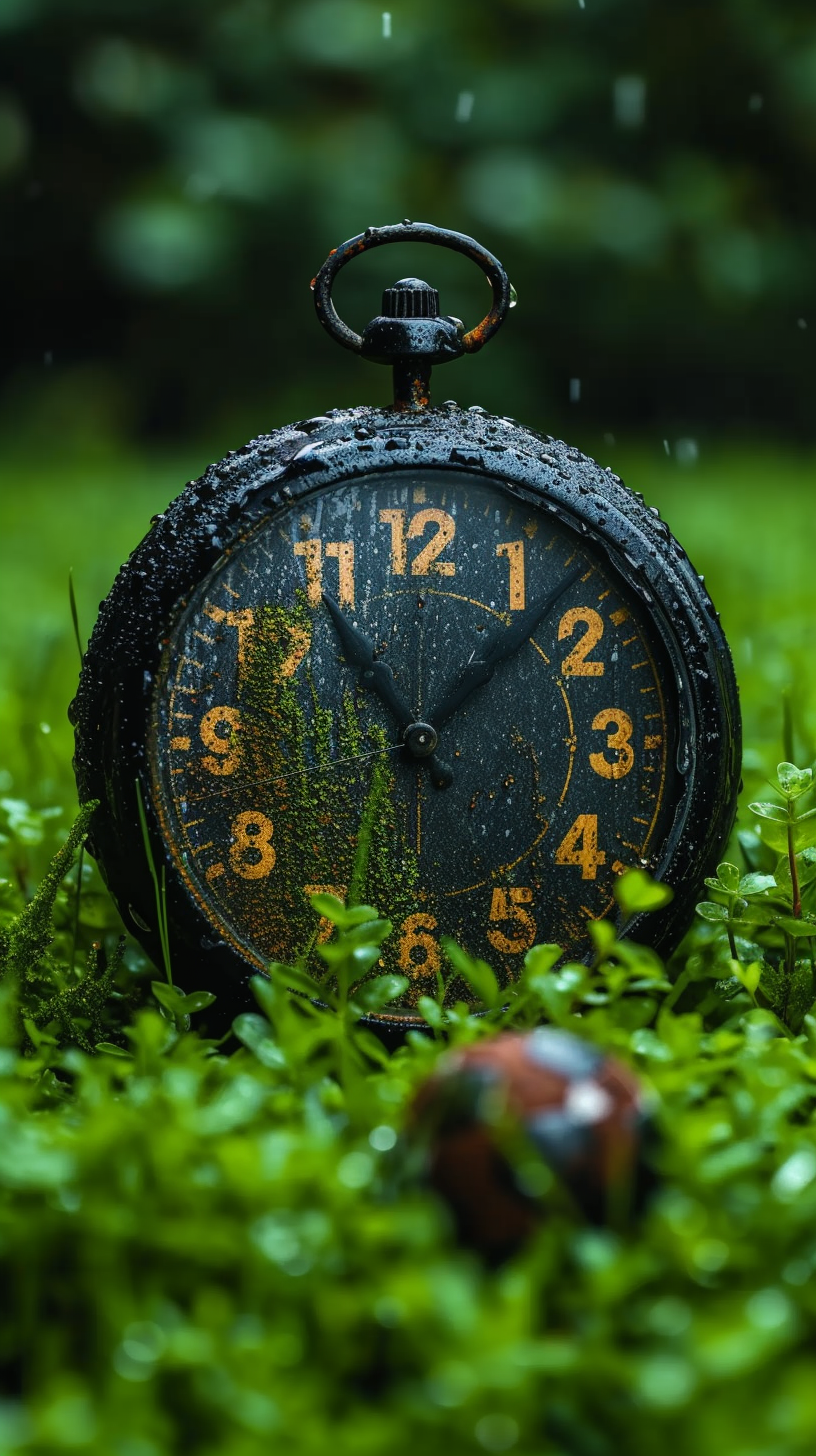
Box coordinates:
[554,814,606,880]
[378,508,456,576]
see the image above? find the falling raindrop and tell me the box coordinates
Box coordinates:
[569,378,581,403]
[44,350,53,366]
[509,283,518,308]
[382,11,391,38]
[663,439,670,455]
[603,431,615,444]
[455,91,475,124]
[748,94,763,112]
[797,317,807,330]
[675,438,699,466]
[613,75,646,129]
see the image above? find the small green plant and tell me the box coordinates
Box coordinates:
[695,761,816,1031]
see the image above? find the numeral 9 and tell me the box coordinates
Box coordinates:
[200,706,242,775]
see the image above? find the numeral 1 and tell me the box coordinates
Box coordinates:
[379,510,408,574]
[496,541,526,610]
[294,539,355,608]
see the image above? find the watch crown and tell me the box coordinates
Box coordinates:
[381,277,440,319]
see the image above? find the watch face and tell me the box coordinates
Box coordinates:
[151,467,676,1017]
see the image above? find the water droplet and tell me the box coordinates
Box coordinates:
[613,75,646,129]
[797,317,807,330]
[509,283,518,308]
[675,437,698,466]
[569,378,581,403]
[748,93,764,112]
[455,91,475,124]
[381,10,391,38]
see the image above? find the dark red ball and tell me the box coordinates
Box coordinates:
[411,1028,653,1261]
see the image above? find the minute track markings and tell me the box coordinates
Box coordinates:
[154,473,674,988]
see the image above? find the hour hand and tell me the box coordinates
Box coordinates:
[322,594,454,790]
[322,593,414,733]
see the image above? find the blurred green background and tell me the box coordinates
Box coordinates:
[1,0,814,795]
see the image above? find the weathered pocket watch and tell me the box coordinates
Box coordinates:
[72,222,740,1029]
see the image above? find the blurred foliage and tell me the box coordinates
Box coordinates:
[6,859,816,1452]
[0,0,815,447]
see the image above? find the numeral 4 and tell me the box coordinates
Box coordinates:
[554,814,607,880]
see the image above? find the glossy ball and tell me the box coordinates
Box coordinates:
[411,1028,653,1262]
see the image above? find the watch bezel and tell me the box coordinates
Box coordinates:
[72,405,741,1031]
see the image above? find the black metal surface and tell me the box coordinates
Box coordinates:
[72,402,742,1035]
[312,221,512,355]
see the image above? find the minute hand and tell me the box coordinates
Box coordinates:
[428,565,584,729]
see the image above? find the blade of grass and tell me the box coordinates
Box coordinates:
[135,778,173,986]
[68,569,84,665]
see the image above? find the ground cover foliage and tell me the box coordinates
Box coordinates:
[0,443,814,1456]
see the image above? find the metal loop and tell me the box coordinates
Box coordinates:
[311,221,512,357]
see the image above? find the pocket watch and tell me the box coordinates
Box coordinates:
[71,222,741,1029]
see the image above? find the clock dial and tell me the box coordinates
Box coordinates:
[150,468,675,1017]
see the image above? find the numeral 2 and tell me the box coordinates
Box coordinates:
[559,607,604,676]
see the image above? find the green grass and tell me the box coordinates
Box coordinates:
[1,434,816,1456]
